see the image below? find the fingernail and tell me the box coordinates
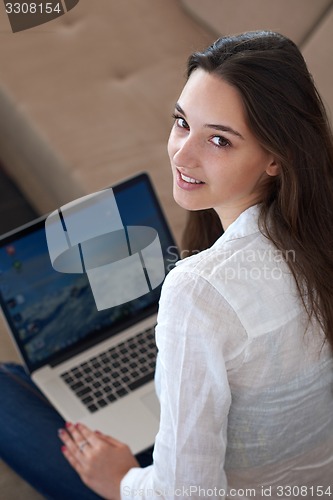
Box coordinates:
[65,422,72,428]
[57,428,64,436]
[61,446,67,453]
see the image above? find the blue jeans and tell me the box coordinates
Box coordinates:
[0,363,153,499]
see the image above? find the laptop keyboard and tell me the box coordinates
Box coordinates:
[60,326,157,413]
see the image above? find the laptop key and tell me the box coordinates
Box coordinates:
[128,371,154,391]
[77,386,92,397]
[116,388,128,398]
[82,396,94,404]
[71,381,84,391]
[87,404,99,413]
[97,399,108,408]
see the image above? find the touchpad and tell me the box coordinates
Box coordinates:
[141,391,160,419]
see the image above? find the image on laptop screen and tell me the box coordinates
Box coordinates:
[0,173,178,372]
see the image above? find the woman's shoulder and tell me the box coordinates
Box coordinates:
[167,229,302,339]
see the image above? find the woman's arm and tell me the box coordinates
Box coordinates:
[122,268,245,499]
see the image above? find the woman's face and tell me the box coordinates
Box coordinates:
[168,69,279,229]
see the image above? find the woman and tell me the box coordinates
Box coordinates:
[1,30,333,499]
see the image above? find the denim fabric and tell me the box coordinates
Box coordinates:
[0,363,153,499]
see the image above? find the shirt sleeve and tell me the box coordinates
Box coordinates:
[121,267,247,499]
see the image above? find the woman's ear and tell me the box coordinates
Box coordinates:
[266,158,281,177]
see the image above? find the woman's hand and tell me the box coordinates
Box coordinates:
[58,422,139,500]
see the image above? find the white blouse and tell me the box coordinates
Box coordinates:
[121,205,333,499]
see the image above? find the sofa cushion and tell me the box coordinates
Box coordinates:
[181,0,333,44]
[0,461,43,500]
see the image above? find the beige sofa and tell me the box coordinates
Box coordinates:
[0,0,332,497]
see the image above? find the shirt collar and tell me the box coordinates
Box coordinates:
[213,204,261,247]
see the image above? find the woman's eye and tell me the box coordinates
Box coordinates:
[172,114,189,130]
[211,136,231,148]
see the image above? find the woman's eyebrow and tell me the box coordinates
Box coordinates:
[174,102,244,140]
[205,123,244,140]
[175,103,186,116]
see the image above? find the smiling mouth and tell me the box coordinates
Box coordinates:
[179,171,204,184]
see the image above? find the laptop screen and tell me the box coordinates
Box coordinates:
[0,173,179,372]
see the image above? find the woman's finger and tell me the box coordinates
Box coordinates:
[74,422,106,448]
[75,422,126,450]
[65,421,85,442]
[58,424,89,462]
[94,430,125,448]
[61,443,84,474]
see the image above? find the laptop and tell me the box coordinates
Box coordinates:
[0,172,179,454]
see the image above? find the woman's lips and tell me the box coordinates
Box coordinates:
[176,169,205,190]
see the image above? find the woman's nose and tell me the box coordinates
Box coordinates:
[172,135,199,170]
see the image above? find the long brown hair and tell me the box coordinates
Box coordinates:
[182,31,333,349]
